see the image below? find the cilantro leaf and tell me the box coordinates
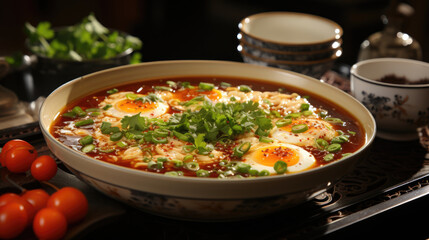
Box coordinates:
[121,113,148,131]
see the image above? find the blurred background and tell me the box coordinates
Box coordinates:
[0,0,427,67]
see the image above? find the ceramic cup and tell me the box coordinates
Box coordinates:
[350,58,429,141]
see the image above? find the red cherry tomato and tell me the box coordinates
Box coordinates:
[46,187,88,224]
[0,193,22,207]
[33,208,68,240]
[4,146,38,173]
[0,139,33,167]
[0,202,29,239]
[0,193,35,224]
[31,155,58,181]
[21,189,50,213]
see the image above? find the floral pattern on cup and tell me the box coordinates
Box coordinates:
[360,91,429,126]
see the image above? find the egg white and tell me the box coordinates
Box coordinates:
[271,118,337,147]
[242,143,316,174]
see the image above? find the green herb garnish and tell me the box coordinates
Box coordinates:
[25,13,142,62]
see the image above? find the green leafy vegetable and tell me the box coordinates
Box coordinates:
[25,13,142,62]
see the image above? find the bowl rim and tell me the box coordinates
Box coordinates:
[238,12,343,47]
[39,60,376,198]
[238,35,343,55]
[239,45,341,65]
[350,58,429,88]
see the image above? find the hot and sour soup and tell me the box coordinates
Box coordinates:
[50,76,365,178]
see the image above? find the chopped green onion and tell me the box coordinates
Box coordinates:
[185,162,199,171]
[183,154,193,161]
[220,82,231,88]
[62,111,76,118]
[151,136,168,144]
[126,93,140,100]
[323,153,334,161]
[75,119,94,127]
[348,130,356,136]
[154,86,172,91]
[82,144,95,153]
[259,136,273,143]
[258,169,270,176]
[98,148,115,153]
[153,128,170,137]
[173,131,191,141]
[291,124,308,133]
[274,161,287,174]
[327,143,342,153]
[182,145,195,153]
[101,122,112,133]
[85,108,100,113]
[236,162,251,173]
[172,159,184,168]
[285,113,301,119]
[238,85,252,93]
[276,118,292,127]
[148,161,163,170]
[165,171,181,176]
[196,169,210,177]
[315,138,329,150]
[325,117,344,125]
[331,135,349,144]
[300,103,310,111]
[336,130,345,135]
[302,110,313,116]
[233,142,251,157]
[157,157,168,162]
[181,82,192,88]
[72,106,87,117]
[79,135,93,146]
[116,141,128,148]
[107,88,118,94]
[102,104,112,110]
[270,110,281,118]
[110,132,123,141]
[248,169,259,176]
[318,110,328,118]
[166,81,177,88]
[199,82,214,91]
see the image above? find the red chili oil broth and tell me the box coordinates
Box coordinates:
[50,76,366,177]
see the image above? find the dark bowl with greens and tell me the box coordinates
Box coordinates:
[25,14,142,94]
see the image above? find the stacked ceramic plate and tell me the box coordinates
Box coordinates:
[237,12,343,79]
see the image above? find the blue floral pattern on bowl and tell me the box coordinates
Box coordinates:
[360,91,429,126]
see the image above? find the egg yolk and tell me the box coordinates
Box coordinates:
[173,88,222,101]
[253,146,300,167]
[116,99,158,114]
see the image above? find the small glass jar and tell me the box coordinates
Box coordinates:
[358,3,422,61]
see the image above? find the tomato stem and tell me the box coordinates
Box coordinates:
[41,180,60,191]
[4,173,26,193]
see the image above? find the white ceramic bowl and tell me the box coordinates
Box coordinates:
[40,60,376,221]
[238,12,343,52]
[238,46,340,79]
[239,37,342,61]
[350,58,429,141]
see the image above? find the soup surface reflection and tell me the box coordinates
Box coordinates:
[50,76,365,178]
